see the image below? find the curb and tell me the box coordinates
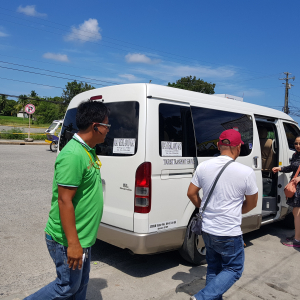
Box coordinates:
[0,140,48,145]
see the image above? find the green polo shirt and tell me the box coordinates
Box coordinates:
[45,134,103,248]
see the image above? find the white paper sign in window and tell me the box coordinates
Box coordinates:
[113,138,136,154]
[161,141,182,157]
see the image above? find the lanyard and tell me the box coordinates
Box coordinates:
[83,147,102,169]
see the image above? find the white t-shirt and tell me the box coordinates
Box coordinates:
[191,155,258,236]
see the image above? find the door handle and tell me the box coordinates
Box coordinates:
[253,156,258,168]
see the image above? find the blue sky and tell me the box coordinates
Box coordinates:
[1,1,300,122]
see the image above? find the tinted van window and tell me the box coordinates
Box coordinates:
[191,107,253,157]
[59,108,78,150]
[59,101,139,156]
[283,122,300,150]
[159,104,196,157]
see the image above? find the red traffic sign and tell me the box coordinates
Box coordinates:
[25,104,35,114]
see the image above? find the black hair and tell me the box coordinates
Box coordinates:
[76,101,110,130]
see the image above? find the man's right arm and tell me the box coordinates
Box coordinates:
[58,185,83,270]
[242,192,258,214]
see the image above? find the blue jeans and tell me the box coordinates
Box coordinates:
[194,232,244,300]
[24,236,91,300]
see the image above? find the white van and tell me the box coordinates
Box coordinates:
[59,83,299,264]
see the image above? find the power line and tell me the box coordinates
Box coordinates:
[0,8,278,77]
[0,60,119,85]
[0,76,64,89]
[0,65,108,87]
[0,93,62,104]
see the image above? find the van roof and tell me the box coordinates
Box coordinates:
[68,83,295,123]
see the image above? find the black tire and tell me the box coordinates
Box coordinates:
[50,141,58,152]
[179,230,207,265]
[282,209,295,229]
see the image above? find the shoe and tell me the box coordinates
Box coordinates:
[190,297,196,300]
[286,235,295,241]
[282,239,300,248]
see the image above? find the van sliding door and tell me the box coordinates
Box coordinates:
[191,107,262,232]
[146,100,197,233]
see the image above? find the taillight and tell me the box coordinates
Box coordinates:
[134,162,151,213]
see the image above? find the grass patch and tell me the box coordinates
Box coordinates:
[0,116,50,128]
[0,127,46,140]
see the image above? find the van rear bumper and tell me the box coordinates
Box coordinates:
[97,223,186,254]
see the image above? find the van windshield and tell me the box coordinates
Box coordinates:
[59,101,139,156]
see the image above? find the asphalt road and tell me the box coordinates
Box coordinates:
[0,145,299,300]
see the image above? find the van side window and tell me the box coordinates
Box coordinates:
[159,104,196,157]
[96,101,139,156]
[59,102,139,157]
[59,108,78,150]
[191,107,253,157]
[283,123,300,150]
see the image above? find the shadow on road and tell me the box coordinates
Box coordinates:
[90,221,298,298]
[86,278,107,300]
[243,220,299,252]
[91,238,199,278]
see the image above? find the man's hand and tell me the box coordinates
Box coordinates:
[67,242,83,270]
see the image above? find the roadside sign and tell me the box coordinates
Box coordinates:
[25,104,35,114]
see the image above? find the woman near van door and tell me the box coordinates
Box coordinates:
[272,136,300,248]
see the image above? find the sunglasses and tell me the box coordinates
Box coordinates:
[93,122,111,129]
[294,142,300,145]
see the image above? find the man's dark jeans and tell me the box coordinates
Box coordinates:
[24,236,91,300]
[193,231,244,300]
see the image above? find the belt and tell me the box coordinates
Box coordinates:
[45,233,53,240]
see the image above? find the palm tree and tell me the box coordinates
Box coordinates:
[0,94,8,115]
[17,95,28,119]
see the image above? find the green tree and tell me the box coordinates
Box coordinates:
[0,94,8,114]
[2,99,17,116]
[61,81,95,106]
[16,94,28,119]
[167,76,215,94]
[35,96,65,124]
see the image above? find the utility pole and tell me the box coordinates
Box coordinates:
[279,72,295,114]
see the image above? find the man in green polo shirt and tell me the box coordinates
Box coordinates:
[25,101,110,300]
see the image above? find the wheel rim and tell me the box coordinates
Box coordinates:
[195,235,206,255]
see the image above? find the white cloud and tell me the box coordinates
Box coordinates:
[240,88,264,98]
[17,5,47,17]
[0,31,8,37]
[0,26,9,37]
[43,52,69,62]
[65,19,102,43]
[132,63,235,83]
[119,74,138,81]
[125,53,161,64]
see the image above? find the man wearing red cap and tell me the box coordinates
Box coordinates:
[187,129,258,300]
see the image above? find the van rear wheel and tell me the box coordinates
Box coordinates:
[179,230,206,265]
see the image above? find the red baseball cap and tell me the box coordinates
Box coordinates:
[218,129,244,147]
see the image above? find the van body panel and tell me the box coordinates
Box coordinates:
[98,214,262,254]
[241,214,262,234]
[145,96,195,232]
[63,84,147,232]
[61,83,298,257]
[98,223,186,254]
